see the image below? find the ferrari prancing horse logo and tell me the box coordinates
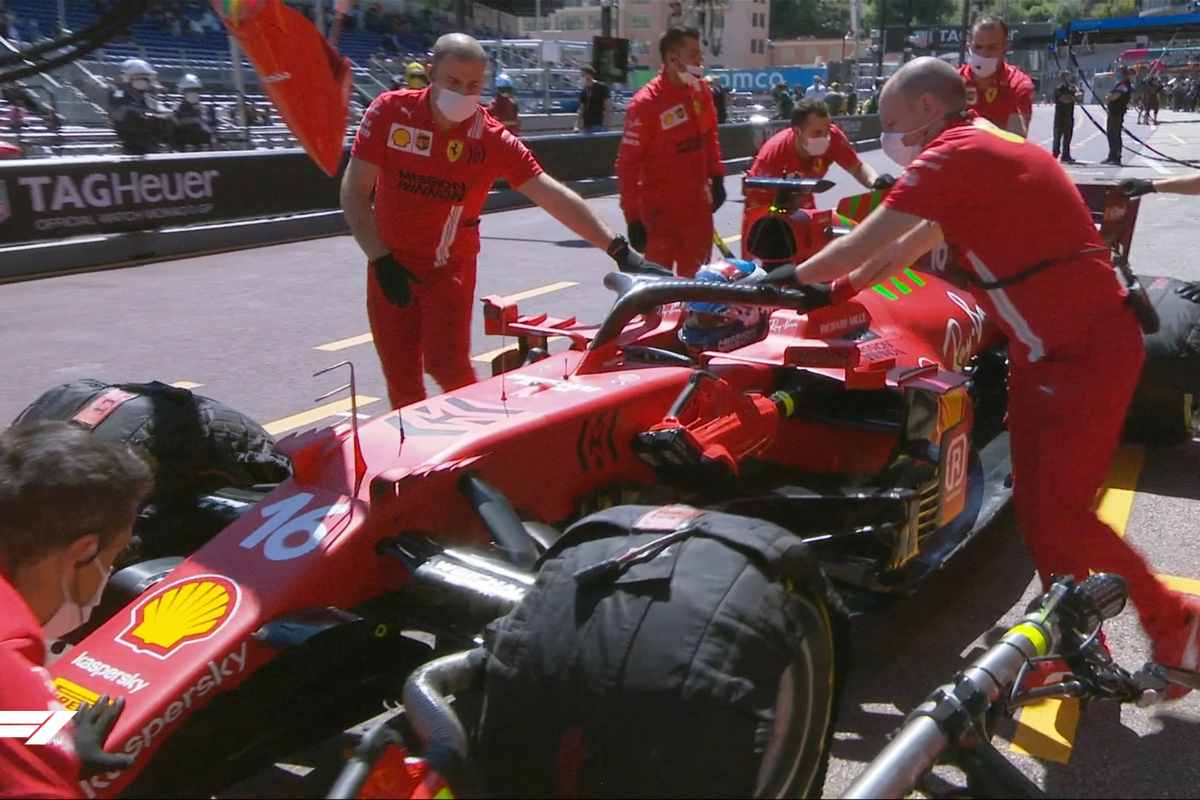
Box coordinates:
[447,139,464,162]
[984,87,999,104]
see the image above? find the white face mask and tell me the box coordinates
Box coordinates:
[131,78,151,91]
[184,91,201,103]
[434,87,480,123]
[803,134,830,156]
[968,52,1000,79]
[676,60,703,87]
[43,556,111,643]
[880,117,937,167]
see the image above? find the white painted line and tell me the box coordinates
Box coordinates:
[1170,134,1187,145]
[1138,155,1172,175]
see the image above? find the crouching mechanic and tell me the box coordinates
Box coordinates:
[617,27,725,278]
[791,57,1200,695]
[342,33,652,409]
[746,98,894,209]
[1,422,152,796]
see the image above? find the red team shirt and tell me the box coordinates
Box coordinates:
[616,74,724,221]
[958,62,1034,131]
[746,124,861,209]
[352,88,543,272]
[0,576,79,799]
[884,116,1124,364]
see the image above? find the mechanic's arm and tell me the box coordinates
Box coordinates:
[339,156,390,260]
[1008,82,1033,136]
[794,205,929,285]
[1148,173,1200,195]
[517,172,616,249]
[846,219,943,289]
[847,159,881,190]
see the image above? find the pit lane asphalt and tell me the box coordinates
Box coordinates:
[2,105,1199,797]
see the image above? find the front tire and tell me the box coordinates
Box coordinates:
[1126,385,1196,445]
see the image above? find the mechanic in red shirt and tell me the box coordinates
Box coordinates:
[959,16,1033,136]
[0,423,151,797]
[616,26,725,277]
[342,33,650,410]
[746,98,893,211]
[792,57,1200,696]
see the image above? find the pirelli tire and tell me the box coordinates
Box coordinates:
[754,584,838,799]
[1126,384,1197,445]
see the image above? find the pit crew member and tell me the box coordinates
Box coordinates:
[617,26,725,277]
[341,33,649,410]
[959,16,1033,136]
[0,423,151,796]
[790,57,1200,695]
[746,98,894,211]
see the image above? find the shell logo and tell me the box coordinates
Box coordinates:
[116,574,241,660]
[392,127,412,148]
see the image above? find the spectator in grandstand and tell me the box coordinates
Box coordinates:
[1052,71,1081,164]
[109,58,173,155]
[576,65,611,132]
[341,32,649,410]
[171,74,215,150]
[846,83,858,114]
[706,75,729,124]
[804,77,827,100]
[960,15,1033,135]
[0,422,152,797]
[1104,66,1133,166]
[489,74,520,135]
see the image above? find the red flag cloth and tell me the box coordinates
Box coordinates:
[217,0,351,176]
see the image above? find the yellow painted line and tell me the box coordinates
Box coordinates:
[505,281,577,303]
[263,395,380,436]
[170,381,204,390]
[1096,446,1145,534]
[1160,574,1200,597]
[315,332,375,352]
[1011,698,1081,764]
[1012,446,1144,764]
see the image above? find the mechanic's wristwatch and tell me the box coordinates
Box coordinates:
[606,235,631,261]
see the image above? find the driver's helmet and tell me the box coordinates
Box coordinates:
[679,259,769,353]
[405,61,429,88]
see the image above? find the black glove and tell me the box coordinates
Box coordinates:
[1176,281,1200,303]
[73,696,135,778]
[710,176,727,212]
[626,219,647,252]
[607,235,673,277]
[371,253,419,308]
[872,174,897,191]
[1120,178,1156,198]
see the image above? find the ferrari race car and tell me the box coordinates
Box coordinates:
[22,182,1195,799]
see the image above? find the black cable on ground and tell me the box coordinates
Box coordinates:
[0,0,152,84]
[1054,31,1200,169]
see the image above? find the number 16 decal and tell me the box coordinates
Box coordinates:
[240,493,351,561]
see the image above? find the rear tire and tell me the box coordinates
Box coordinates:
[1126,385,1196,445]
[754,587,838,799]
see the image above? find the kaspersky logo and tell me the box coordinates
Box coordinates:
[116,574,241,660]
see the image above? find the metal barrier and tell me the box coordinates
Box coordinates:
[0,115,882,277]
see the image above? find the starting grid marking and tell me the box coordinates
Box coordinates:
[1011,445,1200,764]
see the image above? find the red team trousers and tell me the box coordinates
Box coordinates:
[1008,307,1186,641]
[367,259,478,409]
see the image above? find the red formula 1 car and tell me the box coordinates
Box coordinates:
[40,183,1188,798]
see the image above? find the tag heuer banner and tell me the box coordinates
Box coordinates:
[0,149,347,244]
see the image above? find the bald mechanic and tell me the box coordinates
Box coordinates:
[959,16,1033,136]
[791,57,1200,695]
[617,27,725,277]
[342,34,650,409]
